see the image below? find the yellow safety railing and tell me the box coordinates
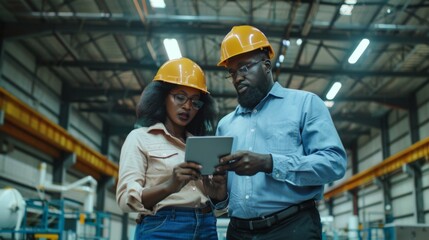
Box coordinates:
[0,87,118,180]
[324,136,429,199]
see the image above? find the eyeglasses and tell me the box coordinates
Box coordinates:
[225,60,263,81]
[170,93,204,110]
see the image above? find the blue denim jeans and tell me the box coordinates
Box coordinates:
[134,207,218,240]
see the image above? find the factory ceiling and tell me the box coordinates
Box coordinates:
[1,0,428,149]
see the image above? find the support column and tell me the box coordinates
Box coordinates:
[52,153,76,199]
[351,141,358,216]
[403,162,425,223]
[59,83,71,129]
[96,176,114,212]
[0,23,5,81]
[375,177,393,223]
[379,112,396,225]
[96,176,115,237]
[59,101,70,130]
[380,114,390,159]
[101,122,110,155]
[408,94,420,143]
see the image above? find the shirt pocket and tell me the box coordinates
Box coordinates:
[265,121,301,154]
[147,150,179,172]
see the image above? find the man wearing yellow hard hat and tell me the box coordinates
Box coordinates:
[213,25,348,240]
[117,58,221,239]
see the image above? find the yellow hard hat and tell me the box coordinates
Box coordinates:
[217,25,275,67]
[153,57,209,93]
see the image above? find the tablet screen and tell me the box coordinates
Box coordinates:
[185,136,233,175]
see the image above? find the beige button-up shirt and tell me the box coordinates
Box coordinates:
[116,123,209,217]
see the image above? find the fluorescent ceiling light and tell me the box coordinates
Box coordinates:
[296,38,302,46]
[340,0,357,15]
[348,38,370,64]
[345,0,357,3]
[326,82,342,100]
[282,39,290,47]
[279,54,285,63]
[339,5,354,15]
[163,38,182,60]
[150,0,166,8]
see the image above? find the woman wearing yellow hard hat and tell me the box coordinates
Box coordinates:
[116,57,220,239]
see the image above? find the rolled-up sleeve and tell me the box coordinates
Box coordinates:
[116,130,151,214]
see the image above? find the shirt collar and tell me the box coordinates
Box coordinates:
[147,122,167,133]
[146,122,193,138]
[235,82,284,115]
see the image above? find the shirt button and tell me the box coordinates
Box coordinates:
[245,195,249,199]
[252,109,257,114]
[248,147,252,151]
[250,129,255,132]
[192,187,196,191]
[276,174,280,178]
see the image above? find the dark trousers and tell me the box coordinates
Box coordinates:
[226,205,322,240]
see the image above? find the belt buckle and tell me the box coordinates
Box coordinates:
[136,215,143,224]
[200,205,212,214]
[248,221,254,230]
[266,216,272,227]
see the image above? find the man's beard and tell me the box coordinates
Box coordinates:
[237,86,265,109]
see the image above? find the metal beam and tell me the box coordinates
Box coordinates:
[63,87,142,101]
[109,125,134,136]
[334,96,410,109]
[79,107,135,115]
[3,22,429,44]
[333,113,382,129]
[65,87,417,110]
[39,60,429,78]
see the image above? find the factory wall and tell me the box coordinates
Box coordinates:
[320,82,429,231]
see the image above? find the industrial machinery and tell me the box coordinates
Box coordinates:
[0,163,110,240]
[37,162,97,214]
[384,223,429,240]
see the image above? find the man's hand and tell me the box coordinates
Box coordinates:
[202,173,227,202]
[216,151,273,176]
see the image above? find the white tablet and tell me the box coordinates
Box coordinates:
[185,136,233,175]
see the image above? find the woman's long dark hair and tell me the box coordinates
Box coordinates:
[135,81,217,136]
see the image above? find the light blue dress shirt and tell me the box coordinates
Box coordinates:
[216,82,347,219]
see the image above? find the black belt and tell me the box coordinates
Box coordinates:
[136,205,212,224]
[231,200,316,231]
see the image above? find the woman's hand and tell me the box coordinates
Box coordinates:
[167,161,202,193]
[140,162,202,210]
